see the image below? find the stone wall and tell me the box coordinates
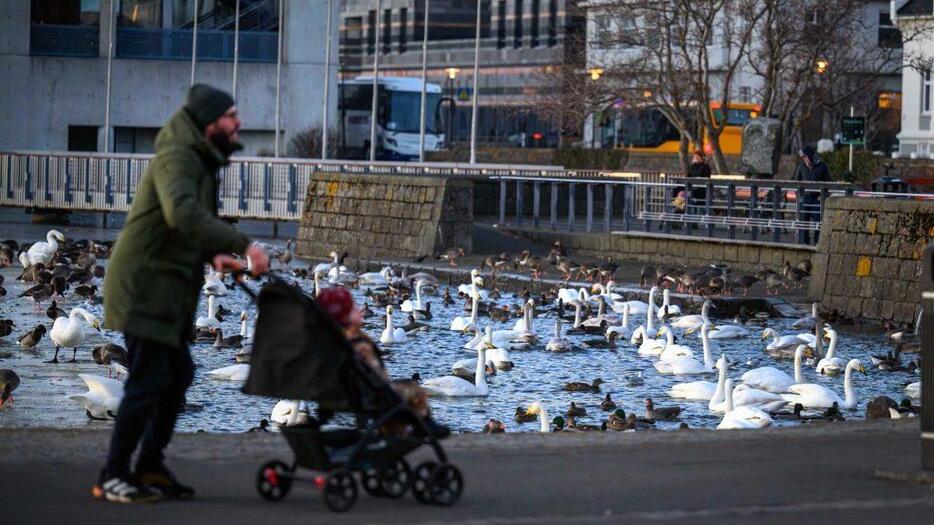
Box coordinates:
[501,228,814,273]
[808,197,934,324]
[296,173,472,259]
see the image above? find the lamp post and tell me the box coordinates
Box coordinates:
[418,0,431,162]
[445,67,459,146]
[468,0,481,164]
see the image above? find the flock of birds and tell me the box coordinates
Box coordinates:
[0,231,923,434]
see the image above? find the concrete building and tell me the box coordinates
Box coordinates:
[0,0,339,156]
[894,0,934,158]
[338,0,582,147]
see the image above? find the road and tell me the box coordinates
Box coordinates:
[2,421,932,524]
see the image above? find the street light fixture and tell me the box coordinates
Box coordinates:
[588,67,604,81]
[816,59,829,74]
[445,68,460,146]
[446,67,460,79]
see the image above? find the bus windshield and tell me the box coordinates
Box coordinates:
[618,107,681,148]
[384,91,442,134]
[713,108,754,126]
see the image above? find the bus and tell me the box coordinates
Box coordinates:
[614,102,760,156]
[338,77,444,160]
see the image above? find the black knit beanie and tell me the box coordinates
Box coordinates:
[185,84,235,130]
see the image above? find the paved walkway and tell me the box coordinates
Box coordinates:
[1,421,931,524]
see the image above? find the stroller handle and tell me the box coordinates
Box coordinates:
[230,270,293,303]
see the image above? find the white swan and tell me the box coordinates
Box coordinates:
[460,325,514,368]
[23,229,64,267]
[708,356,787,413]
[208,363,251,381]
[195,295,220,331]
[655,324,714,375]
[457,269,488,301]
[708,324,748,339]
[581,295,610,328]
[906,381,921,400]
[631,286,660,344]
[525,401,551,433]
[815,327,847,375]
[422,346,490,397]
[49,307,101,363]
[327,263,356,284]
[450,290,480,331]
[656,289,682,320]
[657,325,696,361]
[792,303,819,330]
[590,282,624,304]
[783,359,865,409]
[312,251,341,274]
[669,354,726,401]
[67,374,123,419]
[380,306,407,345]
[606,303,632,340]
[401,280,428,319]
[546,317,574,352]
[511,300,533,331]
[202,272,228,296]
[358,266,393,289]
[669,300,713,333]
[271,400,312,426]
[741,344,811,393]
[761,328,815,352]
[717,379,773,430]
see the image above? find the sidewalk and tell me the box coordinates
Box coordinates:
[2,421,930,524]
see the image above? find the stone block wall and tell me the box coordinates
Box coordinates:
[809,197,934,324]
[503,228,814,273]
[296,173,472,259]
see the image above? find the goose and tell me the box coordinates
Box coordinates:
[67,374,122,420]
[48,307,101,363]
[708,323,748,339]
[708,356,787,413]
[0,369,20,407]
[630,286,660,344]
[717,379,773,430]
[669,300,714,333]
[457,269,489,301]
[655,324,714,375]
[657,325,697,361]
[546,317,574,352]
[450,291,479,331]
[783,359,866,409]
[195,295,221,331]
[656,289,682,320]
[380,306,407,345]
[815,327,847,375]
[906,381,921,400]
[606,303,632,340]
[23,229,64,267]
[524,401,551,433]
[669,354,727,401]
[792,302,819,330]
[422,345,490,397]
[271,400,312,426]
[202,272,228,296]
[741,344,813,393]
[400,280,426,314]
[207,363,251,381]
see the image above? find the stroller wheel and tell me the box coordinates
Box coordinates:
[323,469,358,512]
[379,459,412,499]
[428,463,463,506]
[412,461,437,504]
[360,469,385,497]
[256,460,292,501]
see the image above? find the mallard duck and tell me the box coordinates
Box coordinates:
[439,247,465,267]
[600,393,617,411]
[213,328,243,349]
[0,369,20,408]
[563,378,604,393]
[566,402,587,417]
[92,343,128,366]
[644,398,682,421]
[16,324,46,349]
[565,414,603,431]
[605,409,629,431]
[514,406,538,423]
[583,330,619,349]
[402,314,429,333]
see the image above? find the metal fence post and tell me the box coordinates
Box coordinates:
[515,179,524,227]
[498,179,506,226]
[125,159,133,204]
[533,181,541,228]
[263,163,271,212]
[25,160,33,201]
[239,163,247,211]
[5,155,12,199]
[287,164,296,215]
[922,245,934,470]
[550,182,557,229]
[604,183,612,233]
[44,156,51,203]
[567,182,575,231]
[84,158,92,204]
[772,183,782,243]
[64,158,73,204]
[623,184,631,232]
[705,182,713,237]
[750,183,758,241]
[727,182,736,239]
[796,185,805,244]
[586,183,594,232]
[643,185,651,232]
[104,159,113,205]
[663,184,672,235]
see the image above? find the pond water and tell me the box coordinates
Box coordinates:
[0,258,919,434]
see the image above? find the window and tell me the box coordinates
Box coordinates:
[32,0,101,25]
[739,86,751,102]
[399,8,408,53]
[382,8,392,54]
[530,0,540,48]
[593,14,611,46]
[497,1,506,48]
[877,91,902,110]
[342,16,364,55]
[514,0,523,48]
[68,126,98,152]
[878,12,902,48]
[367,10,376,54]
[923,69,932,114]
[548,0,557,47]
[119,0,162,28]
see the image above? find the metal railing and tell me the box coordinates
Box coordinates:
[491,174,862,246]
[30,25,100,57]
[115,27,278,63]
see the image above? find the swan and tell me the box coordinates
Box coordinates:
[669,300,714,333]
[581,295,610,328]
[450,291,480,331]
[380,306,407,345]
[207,363,251,381]
[271,399,312,426]
[67,374,122,419]
[792,303,819,330]
[761,328,815,353]
[202,272,228,296]
[327,263,356,285]
[457,269,488,301]
[656,289,682,320]
[511,300,534,331]
[460,326,514,368]
[708,324,748,339]
[655,324,714,375]
[48,307,102,363]
[741,344,812,393]
[401,280,428,319]
[815,327,847,375]
[589,282,624,305]
[422,345,490,397]
[546,317,574,352]
[606,303,632,340]
[669,354,727,401]
[708,357,787,413]
[23,229,64,267]
[195,295,220,331]
[657,325,696,361]
[312,251,341,274]
[906,381,921,400]
[783,359,865,409]
[631,286,660,344]
[717,379,773,430]
[358,266,393,289]
[557,286,584,305]
[524,401,551,433]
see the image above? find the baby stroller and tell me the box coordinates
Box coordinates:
[240,277,462,512]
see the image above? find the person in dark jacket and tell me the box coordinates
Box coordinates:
[95,85,270,504]
[684,150,712,227]
[794,145,831,244]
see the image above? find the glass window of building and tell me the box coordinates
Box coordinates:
[514,0,523,48]
[548,0,557,47]
[119,0,162,28]
[399,7,408,53]
[32,0,101,25]
[367,9,376,54]
[497,1,506,48]
[530,0,540,48]
[382,8,391,54]
[923,69,932,114]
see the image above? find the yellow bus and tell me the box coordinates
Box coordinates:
[616,102,760,156]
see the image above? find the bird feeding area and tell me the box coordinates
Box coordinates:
[0,246,922,434]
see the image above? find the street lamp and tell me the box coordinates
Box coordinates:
[588,67,604,81]
[445,68,459,144]
[816,59,829,74]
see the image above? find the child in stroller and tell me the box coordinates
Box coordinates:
[244,278,460,512]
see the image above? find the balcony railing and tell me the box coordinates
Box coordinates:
[30,24,100,57]
[115,27,277,63]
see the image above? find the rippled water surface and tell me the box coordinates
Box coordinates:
[0,261,918,434]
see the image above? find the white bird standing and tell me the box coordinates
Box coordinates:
[48,307,101,363]
[23,229,64,267]
[195,295,220,331]
[67,374,123,420]
[380,306,407,345]
[422,345,490,397]
[783,359,865,410]
[741,344,812,393]
[717,379,774,430]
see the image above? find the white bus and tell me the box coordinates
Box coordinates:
[338,76,444,160]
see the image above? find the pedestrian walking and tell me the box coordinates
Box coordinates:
[95,84,270,504]
[794,145,831,244]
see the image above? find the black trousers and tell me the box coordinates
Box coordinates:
[104,335,194,477]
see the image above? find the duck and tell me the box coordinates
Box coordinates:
[669,300,714,333]
[17,324,47,349]
[195,295,221,331]
[213,328,243,349]
[451,357,495,381]
[741,344,813,393]
[482,418,507,434]
[717,379,774,430]
[600,393,617,411]
[208,363,251,381]
[782,359,866,409]
[563,378,604,393]
[92,343,128,366]
[0,319,14,338]
[22,229,64,267]
[449,290,479,331]
[421,345,490,397]
[815,327,848,375]
[654,324,714,375]
[67,374,123,420]
[270,400,312,426]
[379,306,407,345]
[669,354,727,401]
[546,317,574,353]
[402,314,429,334]
[514,406,538,423]
[566,402,587,417]
[524,401,552,433]
[202,272,228,296]
[583,330,620,349]
[48,307,101,363]
[564,414,604,432]
[644,398,682,421]
[0,369,20,408]
[656,289,682,320]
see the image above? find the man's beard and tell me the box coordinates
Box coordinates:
[208,129,244,158]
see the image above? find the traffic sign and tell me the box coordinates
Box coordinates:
[841,116,865,145]
[456,88,472,102]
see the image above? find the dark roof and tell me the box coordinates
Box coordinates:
[898,0,934,16]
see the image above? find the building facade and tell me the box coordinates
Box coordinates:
[1,0,338,156]
[895,0,934,158]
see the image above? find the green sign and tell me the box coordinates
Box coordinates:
[456,88,472,102]
[841,116,865,145]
